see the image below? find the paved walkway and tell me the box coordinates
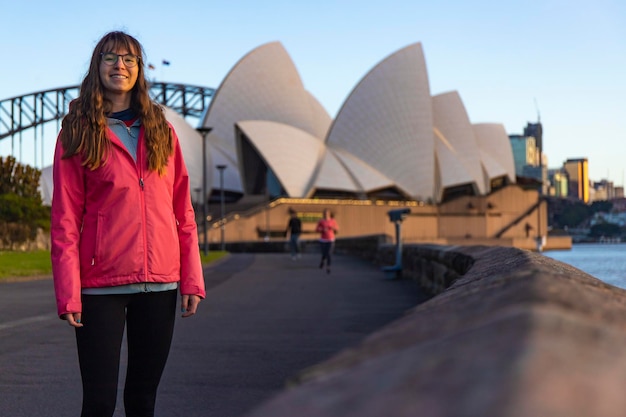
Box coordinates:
[0,253,427,417]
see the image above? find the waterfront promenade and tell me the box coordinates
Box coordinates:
[0,253,426,417]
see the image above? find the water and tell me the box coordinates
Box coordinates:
[543,243,626,289]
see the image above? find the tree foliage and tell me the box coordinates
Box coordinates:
[547,198,592,229]
[0,156,50,249]
[589,223,621,238]
[590,200,613,214]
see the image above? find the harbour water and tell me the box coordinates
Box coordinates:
[543,243,626,289]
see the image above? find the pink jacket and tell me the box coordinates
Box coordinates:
[316,218,338,241]
[51,125,205,317]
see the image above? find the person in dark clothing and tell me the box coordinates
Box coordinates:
[287,209,302,259]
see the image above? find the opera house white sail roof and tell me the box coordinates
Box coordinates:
[432,91,486,199]
[325,43,435,200]
[194,40,514,203]
[200,41,332,196]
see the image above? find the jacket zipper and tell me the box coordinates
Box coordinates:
[137,131,149,284]
[90,125,142,269]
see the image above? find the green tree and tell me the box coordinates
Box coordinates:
[556,201,591,228]
[590,200,613,214]
[0,156,50,249]
[589,222,621,238]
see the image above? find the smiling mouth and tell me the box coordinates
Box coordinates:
[111,75,128,79]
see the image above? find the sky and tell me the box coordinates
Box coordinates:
[1,0,624,184]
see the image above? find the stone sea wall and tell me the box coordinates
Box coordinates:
[246,244,626,417]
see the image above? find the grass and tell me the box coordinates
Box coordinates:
[0,250,53,278]
[200,250,229,265]
[0,250,229,280]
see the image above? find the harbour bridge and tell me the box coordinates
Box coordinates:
[0,82,215,168]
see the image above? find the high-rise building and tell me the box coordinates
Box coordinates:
[563,158,589,203]
[548,169,568,197]
[509,134,539,176]
[509,121,545,193]
[524,122,543,155]
[591,179,615,201]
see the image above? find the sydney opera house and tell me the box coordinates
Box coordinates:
[44,41,568,250]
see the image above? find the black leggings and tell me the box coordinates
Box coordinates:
[75,290,177,417]
[320,241,334,266]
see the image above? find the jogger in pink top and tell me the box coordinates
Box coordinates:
[316,209,339,273]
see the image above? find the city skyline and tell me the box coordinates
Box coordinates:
[1,0,624,185]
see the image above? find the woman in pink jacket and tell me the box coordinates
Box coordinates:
[316,209,339,273]
[51,31,205,417]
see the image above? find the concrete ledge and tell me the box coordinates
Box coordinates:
[382,244,475,294]
[216,234,391,256]
[246,245,626,417]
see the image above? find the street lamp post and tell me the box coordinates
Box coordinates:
[196,127,213,256]
[193,187,201,212]
[216,164,227,251]
[265,170,270,242]
[536,126,545,252]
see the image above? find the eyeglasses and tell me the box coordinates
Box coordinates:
[100,52,140,68]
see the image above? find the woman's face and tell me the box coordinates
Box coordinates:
[98,45,139,98]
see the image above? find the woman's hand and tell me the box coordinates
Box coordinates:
[181,294,202,318]
[63,312,83,328]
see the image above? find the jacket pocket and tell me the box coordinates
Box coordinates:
[147,211,181,277]
[79,216,98,274]
[90,211,143,277]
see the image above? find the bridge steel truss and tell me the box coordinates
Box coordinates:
[0,82,215,165]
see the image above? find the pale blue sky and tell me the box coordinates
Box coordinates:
[1,0,624,184]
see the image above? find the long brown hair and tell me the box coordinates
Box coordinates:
[60,31,173,175]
